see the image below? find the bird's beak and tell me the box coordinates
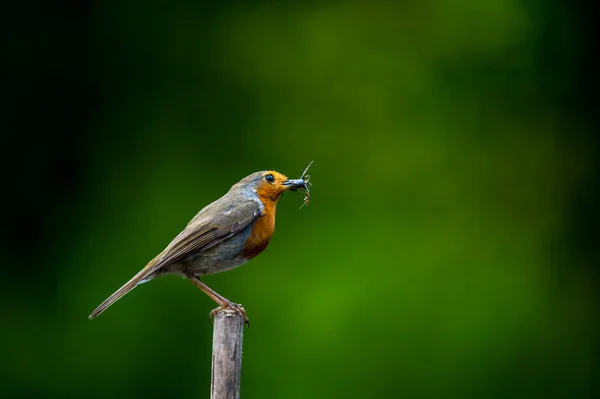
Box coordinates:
[282,178,308,191]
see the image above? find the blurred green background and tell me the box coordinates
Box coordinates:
[2,1,598,398]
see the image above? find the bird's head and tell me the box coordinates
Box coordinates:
[230,162,313,205]
[232,168,310,203]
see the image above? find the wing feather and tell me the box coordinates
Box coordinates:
[147,197,260,274]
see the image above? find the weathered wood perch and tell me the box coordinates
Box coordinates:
[211,309,244,399]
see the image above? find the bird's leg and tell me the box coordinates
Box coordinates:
[187,275,249,326]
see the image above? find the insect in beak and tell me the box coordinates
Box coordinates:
[281,161,313,208]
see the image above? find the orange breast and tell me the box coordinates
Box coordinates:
[242,198,277,259]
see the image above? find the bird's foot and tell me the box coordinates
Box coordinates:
[209,301,250,327]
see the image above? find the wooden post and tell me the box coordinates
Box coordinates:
[211,309,244,399]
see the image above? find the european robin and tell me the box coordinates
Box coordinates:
[89,165,312,325]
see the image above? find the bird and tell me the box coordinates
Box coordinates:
[89,165,312,325]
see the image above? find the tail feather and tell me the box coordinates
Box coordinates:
[89,255,162,319]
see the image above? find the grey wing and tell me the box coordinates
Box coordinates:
[148,197,260,274]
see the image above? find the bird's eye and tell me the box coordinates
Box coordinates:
[265,174,275,183]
